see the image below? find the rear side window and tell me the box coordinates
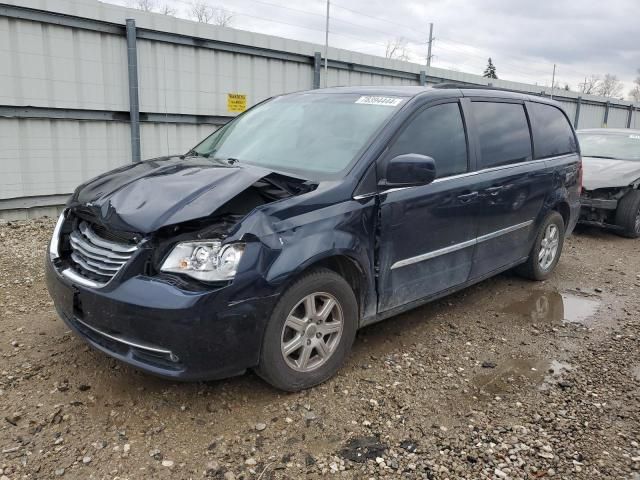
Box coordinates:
[528,102,578,158]
[471,102,532,169]
[387,102,468,178]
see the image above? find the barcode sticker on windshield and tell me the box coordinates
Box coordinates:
[355,96,403,107]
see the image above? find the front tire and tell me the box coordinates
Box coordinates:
[255,268,358,391]
[515,211,565,281]
[615,190,640,238]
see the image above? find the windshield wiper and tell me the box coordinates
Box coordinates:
[180,150,210,159]
[210,157,241,165]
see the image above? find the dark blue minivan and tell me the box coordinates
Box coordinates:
[46,86,581,391]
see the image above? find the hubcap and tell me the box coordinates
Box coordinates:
[635,208,640,233]
[280,292,344,372]
[538,223,559,271]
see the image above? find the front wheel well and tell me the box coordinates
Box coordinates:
[296,255,365,320]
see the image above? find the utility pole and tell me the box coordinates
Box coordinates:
[324,0,330,87]
[426,22,434,68]
[550,63,556,99]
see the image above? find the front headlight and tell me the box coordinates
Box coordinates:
[160,240,245,282]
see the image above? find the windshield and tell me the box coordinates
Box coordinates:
[192,92,405,179]
[578,132,640,161]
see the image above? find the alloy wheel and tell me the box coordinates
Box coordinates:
[538,223,559,271]
[280,292,344,372]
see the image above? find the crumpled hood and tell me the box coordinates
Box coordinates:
[69,156,275,234]
[582,157,640,191]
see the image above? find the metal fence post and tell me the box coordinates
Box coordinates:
[126,19,141,162]
[603,101,610,128]
[313,52,321,89]
[574,97,581,129]
[627,104,634,128]
[419,70,426,86]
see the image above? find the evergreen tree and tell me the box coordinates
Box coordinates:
[483,58,498,79]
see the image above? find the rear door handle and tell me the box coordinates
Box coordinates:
[485,186,503,195]
[457,191,478,203]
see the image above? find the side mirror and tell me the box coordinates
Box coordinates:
[382,154,436,188]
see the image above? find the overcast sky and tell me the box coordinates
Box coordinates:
[107,0,639,98]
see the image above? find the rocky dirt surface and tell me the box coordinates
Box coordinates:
[0,217,639,480]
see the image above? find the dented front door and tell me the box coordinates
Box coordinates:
[376,176,480,313]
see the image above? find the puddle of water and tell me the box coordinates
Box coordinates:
[472,358,547,395]
[472,358,573,397]
[560,294,601,325]
[502,290,601,326]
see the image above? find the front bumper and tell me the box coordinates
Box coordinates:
[46,257,278,381]
[578,191,620,229]
[580,196,618,210]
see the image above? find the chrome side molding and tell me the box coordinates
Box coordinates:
[390,220,533,270]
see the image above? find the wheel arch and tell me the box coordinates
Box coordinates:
[270,251,372,325]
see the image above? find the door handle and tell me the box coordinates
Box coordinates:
[485,186,503,196]
[457,191,478,203]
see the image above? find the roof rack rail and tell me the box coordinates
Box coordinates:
[432,82,512,92]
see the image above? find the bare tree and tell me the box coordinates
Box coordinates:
[578,75,601,95]
[629,69,640,102]
[129,0,176,16]
[129,0,156,11]
[159,4,176,15]
[384,37,410,62]
[211,7,233,26]
[190,1,213,23]
[596,74,624,98]
[190,1,233,26]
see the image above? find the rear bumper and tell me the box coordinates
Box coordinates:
[566,199,581,236]
[46,257,278,381]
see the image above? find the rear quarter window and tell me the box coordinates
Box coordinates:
[528,102,578,158]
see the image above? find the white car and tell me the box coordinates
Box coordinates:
[578,128,640,237]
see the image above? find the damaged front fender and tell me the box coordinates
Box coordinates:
[227,198,379,321]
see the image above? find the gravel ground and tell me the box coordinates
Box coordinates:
[0,217,639,480]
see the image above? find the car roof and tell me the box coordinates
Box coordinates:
[302,85,560,105]
[304,85,432,97]
[577,128,640,134]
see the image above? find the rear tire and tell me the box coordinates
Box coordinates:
[515,211,565,281]
[255,268,358,392]
[615,190,640,238]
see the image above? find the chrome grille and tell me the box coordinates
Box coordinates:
[68,222,138,284]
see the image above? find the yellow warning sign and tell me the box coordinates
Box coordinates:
[227,93,247,112]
